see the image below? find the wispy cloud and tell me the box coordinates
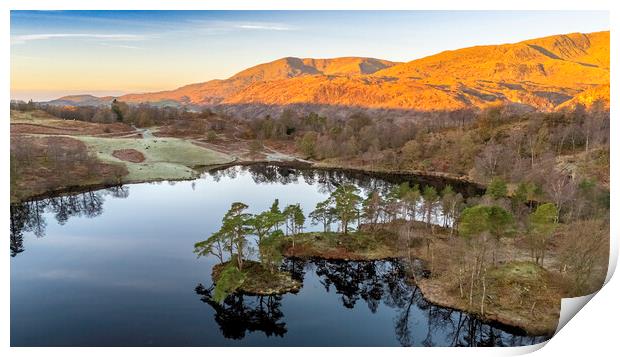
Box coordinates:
[100,42,144,50]
[11,33,148,45]
[187,20,297,35]
[234,23,294,31]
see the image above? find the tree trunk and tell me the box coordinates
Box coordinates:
[481,267,487,316]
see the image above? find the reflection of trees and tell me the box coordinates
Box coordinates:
[9,186,129,256]
[293,259,549,347]
[280,257,306,282]
[195,284,287,339]
[207,163,482,199]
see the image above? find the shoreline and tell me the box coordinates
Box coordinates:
[12,158,484,204]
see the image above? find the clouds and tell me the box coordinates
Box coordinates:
[11,33,148,45]
[233,22,295,31]
[187,20,297,35]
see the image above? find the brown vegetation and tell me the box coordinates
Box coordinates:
[211,260,301,295]
[112,149,146,163]
[10,136,127,202]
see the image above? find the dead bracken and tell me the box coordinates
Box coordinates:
[212,261,301,295]
[112,149,146,163]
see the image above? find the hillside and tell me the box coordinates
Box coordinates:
[117,57,397,106]
[48,31,609,113]
[49,94,114,107]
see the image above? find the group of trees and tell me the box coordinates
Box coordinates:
[11,100,229,134]
[194,199,308,301]
[10,136,127,201]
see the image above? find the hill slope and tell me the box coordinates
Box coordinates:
[117,57,397,106]
[49,31,609,113]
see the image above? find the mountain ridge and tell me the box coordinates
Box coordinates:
[47,31,609,115]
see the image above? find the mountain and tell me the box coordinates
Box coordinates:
[220,31,608,113]
[48,94,114,107]
[49,31,609,115]
[117,57,397,106]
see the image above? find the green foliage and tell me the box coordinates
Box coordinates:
[200,202,252,270]
[248,210,277,243]
[283,204,305,235]
[460,204,513,242]
[206,131,217,142]
[270,199,282,215]
[297,132,318,158]
[194,230,227,263]
[310,199,337,232]
[530,203,558,235]
[111,99,129,122]
[259,230,285,273]
[441,184,455,199]
[422,185,439,202]
[331,184,362,234]
[213,263,247,303]
[486,177,508,199]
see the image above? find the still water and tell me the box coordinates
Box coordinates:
[10,164,548,346]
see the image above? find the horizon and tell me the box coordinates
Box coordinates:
[10,10,609,101]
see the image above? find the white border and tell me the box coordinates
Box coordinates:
[2,1,618,356]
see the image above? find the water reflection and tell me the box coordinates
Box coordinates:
[11,164,479,257]
[197,258,548,346]
[206,163,483,198]
[9,186,128,256]
[195,284,287,339]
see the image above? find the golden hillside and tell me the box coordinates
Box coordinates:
[557,82,610,110]
[222,31,609,111]
[56,31,609,112]
[118,57,397,106]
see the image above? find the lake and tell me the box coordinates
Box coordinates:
[10,164,549,346]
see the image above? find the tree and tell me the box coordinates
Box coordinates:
[219,202,253,270]
[511,181,531,219]
[269,199,285,230]
[402,184,421,221]
[213,263,247,303]
[440,185,464,236]
[331,184,361,234]
[259,230,285,273]
[248,210,280,244]
[111,99,128,122]
[486,177,507,200]
[460,204,513,314]
[361,191,383,230]
[310,199,337,232]
[297,132,318,158]
[422,186,439,230]
[558,219,608,295]
[529,203,558,267]
[194,230,227,264]
[283,204,305,236]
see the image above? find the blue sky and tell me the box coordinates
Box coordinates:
[10,10,609,101]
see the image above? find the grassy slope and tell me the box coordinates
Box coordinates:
[77,136,234,182]
[11,111,236,201]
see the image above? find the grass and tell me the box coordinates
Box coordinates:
[76,136,234,182]
[212,260,301,295]
[282,230,403,260]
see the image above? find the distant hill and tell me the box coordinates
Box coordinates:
[48,31,609,116]
[48,95,114,107]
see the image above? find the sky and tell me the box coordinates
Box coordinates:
[10,10,609,101]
